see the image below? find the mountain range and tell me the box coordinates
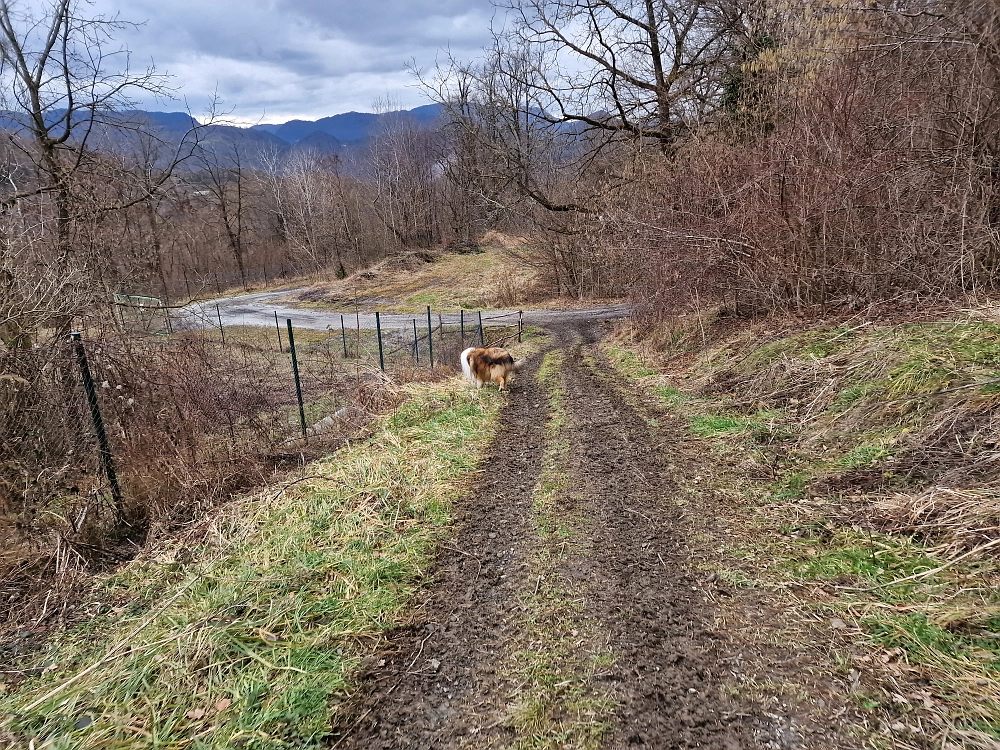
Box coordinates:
[0,103,445,163]
[132,103,444,156]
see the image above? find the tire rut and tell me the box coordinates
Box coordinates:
[333,323,768,749]
[331,351,551,749]
[553,323,755,749]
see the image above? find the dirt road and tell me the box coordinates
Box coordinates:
[330,322,839,749]
[172,287,629,332]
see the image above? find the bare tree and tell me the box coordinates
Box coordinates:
[0,1,203,249]
[192,138,253,288]
[0,0,206,343]
[366,100,443,248]
[263,149,353,274]
[496,0,741,154]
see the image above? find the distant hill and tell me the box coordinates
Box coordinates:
[0,104,443,169]
[292,130,344,155]
[253,103,443,145]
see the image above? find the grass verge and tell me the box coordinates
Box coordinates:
[0,379,503,750]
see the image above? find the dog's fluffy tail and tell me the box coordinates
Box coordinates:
[460,347,477,383]
[513,358,527,372]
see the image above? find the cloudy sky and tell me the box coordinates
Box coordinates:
[87,0,497,124]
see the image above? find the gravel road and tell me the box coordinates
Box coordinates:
[173,288,630,332]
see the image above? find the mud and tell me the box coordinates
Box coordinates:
[554,323,752,748]
[331,321,849,749]
[332,355,550,748]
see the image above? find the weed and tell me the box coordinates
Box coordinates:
[837,439,896,470]
[741,327,852,368]
[688,410,783,440]
[771,471,813,501]
[604,346,658,378]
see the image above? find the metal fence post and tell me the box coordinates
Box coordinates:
[518,310,523,342]
[162,298,173,335]
[70,333,125,521]
[341,314,348,358]
[478,311,484,346]
[216,303,226,345]
[460,309,465,348]
[375,311,385,372]
[286,319,307,438]
[426,305,434,369]
[275,310,283,353]
[412,319,419,364]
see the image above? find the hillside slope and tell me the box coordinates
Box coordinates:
[606,311,1000,745]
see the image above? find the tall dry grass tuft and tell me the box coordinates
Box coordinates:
[876,487,1000,555]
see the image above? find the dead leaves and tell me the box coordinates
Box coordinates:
[186,697,232,721]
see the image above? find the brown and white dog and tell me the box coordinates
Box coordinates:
[460,346,525,391]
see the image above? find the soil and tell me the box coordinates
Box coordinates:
[330,322,862,749]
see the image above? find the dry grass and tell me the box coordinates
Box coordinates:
[603,313,1000,746]
[875,487,1000,555]
[0,377,504,749]
[282,245,561,314]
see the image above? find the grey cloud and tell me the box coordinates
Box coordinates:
[87,0,495,121]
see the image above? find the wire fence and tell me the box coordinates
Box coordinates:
[1,306,524,558]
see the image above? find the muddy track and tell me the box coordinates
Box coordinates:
[332,322,775,749]
[332,350,552,748]
[555,323,753,748]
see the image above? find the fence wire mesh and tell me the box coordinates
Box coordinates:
[2,308,521,538]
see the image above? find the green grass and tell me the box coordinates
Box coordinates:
[837,438,897,470]
[604,346,658,378]
[741,326,854,368]
[868,614,1000,668]
[0,380,503,750]
[654,384,688,407]
[770,470,813,501]
[786,538,938,583]
[688,410,783,440]
[831,321,1000,407]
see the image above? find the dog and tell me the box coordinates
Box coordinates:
[460,346,525,391]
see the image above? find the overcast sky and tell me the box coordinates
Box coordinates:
[86,0,497,124]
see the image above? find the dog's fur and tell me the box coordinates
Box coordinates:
[460,346,525,391]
